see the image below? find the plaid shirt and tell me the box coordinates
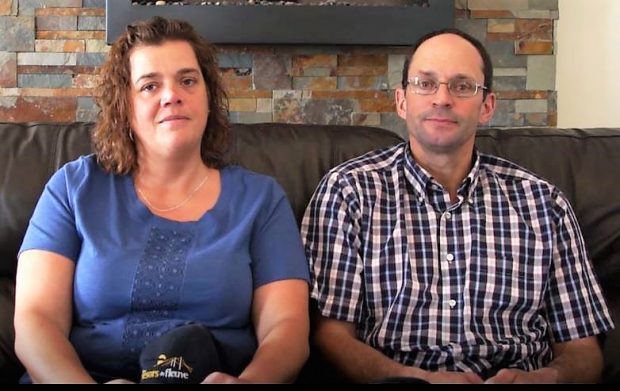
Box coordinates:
[302,142,613,377]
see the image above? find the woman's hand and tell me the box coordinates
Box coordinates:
[202,372,247,384]
[105,378,136,384]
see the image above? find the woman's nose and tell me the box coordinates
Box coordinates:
[160,85,182,106]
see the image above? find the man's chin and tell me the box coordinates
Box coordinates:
[424,119,460,131]
[425,142,462,154]
[415,135,470,155]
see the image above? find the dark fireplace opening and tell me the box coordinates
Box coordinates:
[133,1,430,5]
[107,0,453,45]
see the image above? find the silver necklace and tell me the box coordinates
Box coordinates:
[136,171,209,213]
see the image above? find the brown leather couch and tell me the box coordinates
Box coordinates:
[0,122,619,383]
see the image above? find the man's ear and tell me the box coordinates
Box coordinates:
[395,88,407,120]
[478,91,496,125]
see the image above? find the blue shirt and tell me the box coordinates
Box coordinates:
[20,155,309,381]
[302,142,613,378]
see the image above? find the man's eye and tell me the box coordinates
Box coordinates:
[454,81,475,92]
[418,79,436,89]
[182,78,196,87]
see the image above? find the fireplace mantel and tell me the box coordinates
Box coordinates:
[105,0,453,46]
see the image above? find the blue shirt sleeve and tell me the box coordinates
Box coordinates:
[250,177,310,288]
[19,159,86,261]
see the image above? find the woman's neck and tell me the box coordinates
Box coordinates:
[134,153,208,191]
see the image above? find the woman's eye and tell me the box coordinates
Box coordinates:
[140,83,156,92]
[182,78,196,87]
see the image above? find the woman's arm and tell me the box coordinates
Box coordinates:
[14,250,95,383]
[242,279,309,383]
[204,279,309,383]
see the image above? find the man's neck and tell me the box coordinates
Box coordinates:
[410,143,474,204]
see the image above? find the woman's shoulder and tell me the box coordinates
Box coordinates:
[59,154,100,175]
[223,165,279,187]
[52,154,112,188]
[222,165,285,198]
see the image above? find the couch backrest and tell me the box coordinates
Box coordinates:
[229,123,404,223]
[475,127,620,293]
[3,123,620,279]
[2,123,620,280]
[0,123,93,278]
[0,122,402,278]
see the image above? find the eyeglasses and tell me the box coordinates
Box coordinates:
[404,76,488,98]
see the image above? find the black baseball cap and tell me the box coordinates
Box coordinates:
[139,323,222,384]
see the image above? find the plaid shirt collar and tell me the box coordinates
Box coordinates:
[402,142,481,210]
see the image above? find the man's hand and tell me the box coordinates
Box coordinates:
[424,370,484,384]
[485,367,559,384]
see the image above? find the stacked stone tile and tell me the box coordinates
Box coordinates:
[0,0,558,133]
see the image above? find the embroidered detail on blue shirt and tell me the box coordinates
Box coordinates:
[122,227,194,359]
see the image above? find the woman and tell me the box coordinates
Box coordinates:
[14,16,309,384]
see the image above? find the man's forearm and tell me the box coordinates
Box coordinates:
[548,336,604,383]
[314,326,426,383]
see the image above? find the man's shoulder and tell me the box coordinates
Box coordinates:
[479,153,554,188]
[329,142,407,179]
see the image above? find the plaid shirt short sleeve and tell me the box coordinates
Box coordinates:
[301,142,614,376]
[303,170,365,323]
[545,194,613,341]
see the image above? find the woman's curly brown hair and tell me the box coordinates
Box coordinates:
[93,16,230,175]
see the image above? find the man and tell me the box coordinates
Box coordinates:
[301,29,614,383]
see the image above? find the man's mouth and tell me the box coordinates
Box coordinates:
[425,117,457,124]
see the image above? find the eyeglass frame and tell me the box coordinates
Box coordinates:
[403,75,488,98]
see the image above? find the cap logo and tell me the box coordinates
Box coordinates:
[141,353,194,381]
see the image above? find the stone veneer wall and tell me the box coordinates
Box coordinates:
[0,0,557,138]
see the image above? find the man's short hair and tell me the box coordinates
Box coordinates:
[401,28,493,98]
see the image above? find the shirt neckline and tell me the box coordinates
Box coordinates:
[402,143,481,205]
[125,166,231,226]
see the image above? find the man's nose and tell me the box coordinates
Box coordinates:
[432,82,454,107]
